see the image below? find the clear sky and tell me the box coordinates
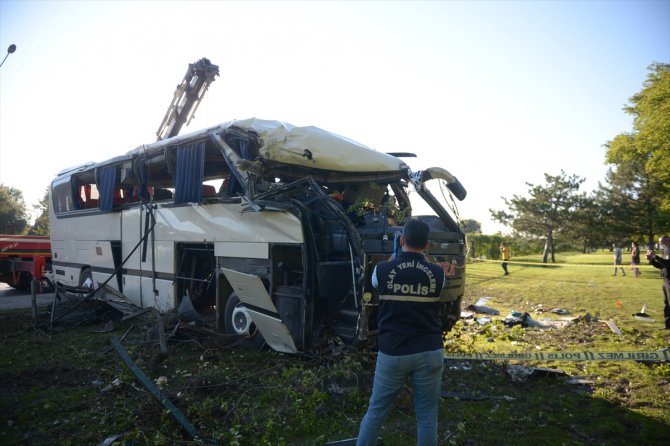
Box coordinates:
[1,0,669,233]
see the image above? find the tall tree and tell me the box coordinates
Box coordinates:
[28,188,50,236]
[490,171,586,263]
[460,219,482,234]
[605,62,670,245]
[0,184,29,234]
[560,193,606,253]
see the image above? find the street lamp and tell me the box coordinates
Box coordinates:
[0,44,17,68]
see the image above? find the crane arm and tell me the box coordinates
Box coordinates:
[156,58,220,141]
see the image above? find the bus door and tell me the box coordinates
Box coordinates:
[120,205,172,310]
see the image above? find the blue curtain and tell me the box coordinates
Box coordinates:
[135,158,150,202]
[97,166,116,211]
[174,142,205,204]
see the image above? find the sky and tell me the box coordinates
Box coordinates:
[1,0,669,233]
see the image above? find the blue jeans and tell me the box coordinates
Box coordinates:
[356,349,444,446]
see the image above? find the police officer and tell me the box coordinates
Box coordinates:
[357,218,446,446]
[647,235,670,330]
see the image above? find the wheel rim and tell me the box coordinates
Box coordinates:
[231,303,255,336]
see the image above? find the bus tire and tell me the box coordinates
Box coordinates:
[7,272,31,290]
[223,292,266,349]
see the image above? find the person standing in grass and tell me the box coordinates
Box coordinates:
[356,218,446,446]
[631,241,641,278]
[500,242,510,275]
[646,235,670,330]
[613,243,626,276]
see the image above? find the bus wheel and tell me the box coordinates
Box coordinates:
[223,292,266,349]
[7,272,31,290]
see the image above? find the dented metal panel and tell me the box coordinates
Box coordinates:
[222,268,298,354]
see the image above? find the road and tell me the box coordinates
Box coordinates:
[0,283,56,311]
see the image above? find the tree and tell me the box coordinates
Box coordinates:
[28,188,50,236]
[490,171,586,263]
[560,193,606,253]
[605,62,670,244]
[460,219,482,234]
[0,184,29,234]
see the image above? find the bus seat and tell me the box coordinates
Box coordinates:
[153,188,173,200]
[202,185,216,198]
[113,189,125,206]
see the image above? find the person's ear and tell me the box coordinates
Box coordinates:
[424,241,430,250]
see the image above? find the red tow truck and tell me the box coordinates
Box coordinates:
[0,235,51,290]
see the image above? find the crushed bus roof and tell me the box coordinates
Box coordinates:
[124,118,408,174]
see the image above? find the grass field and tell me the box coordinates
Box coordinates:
[0,251,668,445]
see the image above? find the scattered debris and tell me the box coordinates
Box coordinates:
[564,376,598,385]
[97,435,122,446]
[550,308,571,315]
[100,378,123,393]
[153,309,169,354]
[323,439,357,446]
[177,292,203,323]
[89,320,115,333]
[571,312,598,323]
[602,320,622,335]
[503,311,524,326]
[633,304,655,322]
[506,365,566,383]
[537,318,571,329]
[467,304,500,315]
[110,336,215,444]
[476,317,492,325]
[441,390,516,402]
[121,307,152,322]
[446,361,473,372]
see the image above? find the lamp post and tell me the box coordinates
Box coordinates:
[0,44,17,184]
[0,44,17,68]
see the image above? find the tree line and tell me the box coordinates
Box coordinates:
[0,186,48,236]
[483,63,669,262]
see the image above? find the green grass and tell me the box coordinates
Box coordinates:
[0,252,669,445]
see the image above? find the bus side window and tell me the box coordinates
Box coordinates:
[77,183,100,209]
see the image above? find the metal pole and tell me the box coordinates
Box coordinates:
[0,44,16,68]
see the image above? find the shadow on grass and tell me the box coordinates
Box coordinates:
[439,360,670,446]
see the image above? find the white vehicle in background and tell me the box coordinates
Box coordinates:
[49,118,467,353]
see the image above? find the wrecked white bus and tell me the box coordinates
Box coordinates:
[49,118,467,353]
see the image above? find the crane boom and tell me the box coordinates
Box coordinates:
[156,58,220,141]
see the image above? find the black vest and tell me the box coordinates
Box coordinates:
[374,251,446,355]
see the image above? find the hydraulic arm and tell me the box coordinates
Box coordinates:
[156,58,220,141]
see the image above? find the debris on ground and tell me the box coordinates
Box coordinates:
[441,390,516,401]
[467,304,500,315]
[633,304,655,322]
[506,365,566,383]
[602,320,622,334]
[550,308,571,315]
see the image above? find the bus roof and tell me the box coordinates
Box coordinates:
[128,118,408,174]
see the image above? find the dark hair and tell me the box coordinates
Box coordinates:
[402,218,430,249]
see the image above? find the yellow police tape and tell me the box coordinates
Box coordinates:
[470,258,657,269]
[443,350,670,362]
